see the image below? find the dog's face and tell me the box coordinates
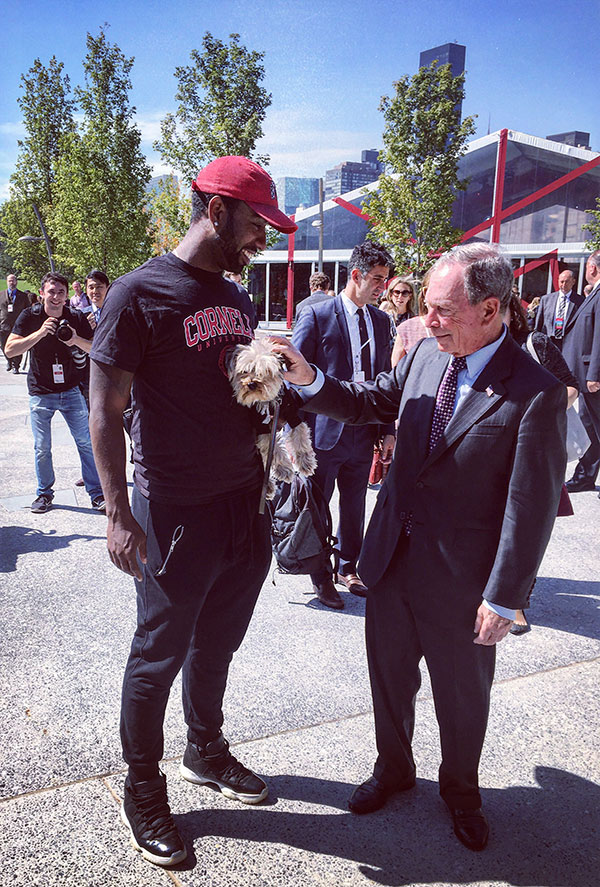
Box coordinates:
[228,338,285,406]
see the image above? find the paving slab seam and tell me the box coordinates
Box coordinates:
[2,655,598,805]
[494,650,600,683]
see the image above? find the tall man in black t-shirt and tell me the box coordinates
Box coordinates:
[89,156,297,868]
[6,272,105,513]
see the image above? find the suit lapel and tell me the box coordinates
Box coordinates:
[414,347,449,461]
[420,335,515,469]
[333,295,353,376]
[367,305,387,372]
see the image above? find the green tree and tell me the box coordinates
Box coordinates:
[148,175,190,255]
[49,27,152,279]
[0,56,75,283]
[583,197,600,250]
[154,32,272,185]
[363,61,476,278]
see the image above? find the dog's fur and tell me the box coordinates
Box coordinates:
[227,337,317,496]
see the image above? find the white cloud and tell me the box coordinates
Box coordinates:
[0,121,25,137]
[257,105,381,180]
[134,111,168,147]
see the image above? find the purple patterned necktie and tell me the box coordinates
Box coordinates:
[428,355,468,454]
[404,355,467,536]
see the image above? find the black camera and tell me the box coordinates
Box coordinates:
[56,319,74,342]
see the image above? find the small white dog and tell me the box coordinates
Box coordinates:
[226,337,317,495]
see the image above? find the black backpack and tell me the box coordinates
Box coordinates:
[268,475,339,576]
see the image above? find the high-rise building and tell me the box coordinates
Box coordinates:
[276,177,320,215]
[419,42,466,119]
[324,149,383,199]
[546,131,590,149]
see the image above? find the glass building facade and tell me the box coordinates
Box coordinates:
[251,130,600,327]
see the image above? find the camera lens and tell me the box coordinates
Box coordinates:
[56,320,73,342]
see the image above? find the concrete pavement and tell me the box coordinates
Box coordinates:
[0,366,599,887]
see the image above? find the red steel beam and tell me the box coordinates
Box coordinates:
[462,141,600,243]
[513,249,560,290]
[491,129,509,243]
[286,215,296,329]
[332,196,373,223]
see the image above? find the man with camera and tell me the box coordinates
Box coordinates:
[5,271,105,513]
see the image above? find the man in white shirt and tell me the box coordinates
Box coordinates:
[534,269,584,349]
[291,242,395,609]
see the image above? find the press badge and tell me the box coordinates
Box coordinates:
[52,362,65,384]
[355,370,366,383]
[7,303,13,313]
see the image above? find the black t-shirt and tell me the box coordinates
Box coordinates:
[12,304,93,395]
[91,253,263,505]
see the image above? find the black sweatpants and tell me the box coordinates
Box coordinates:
[121,485,271,770]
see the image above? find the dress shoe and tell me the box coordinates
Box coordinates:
[348,775,415,814]
[313,578,344,610]
[335,572,368,597]
[510,614,531,635]
[565,478,596,493]
[449,806,489,851]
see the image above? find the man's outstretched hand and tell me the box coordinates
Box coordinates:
[268,336,317,386]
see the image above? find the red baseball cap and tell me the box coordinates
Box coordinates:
[192,156,297,234]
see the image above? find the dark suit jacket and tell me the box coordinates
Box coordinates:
[534,289,584,341]
[292,294,394,450]
[562,284,600,387]
[295,290,332,320]
[303,335,566,610]
[0,289,30,333]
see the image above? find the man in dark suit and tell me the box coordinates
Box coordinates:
[292,242,395,609]
[0,273,31,372]
[295,271,332,320]
[534,269,584,349]
[562,250,600,495]
[275,243,566,849]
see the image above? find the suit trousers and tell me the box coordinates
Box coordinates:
[366,535,496,809]
[121,485,271,769]
[0,329,21,370]
[310,424,374,583]
[570,392,600,485]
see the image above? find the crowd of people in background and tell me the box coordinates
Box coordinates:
[2,249,599,525]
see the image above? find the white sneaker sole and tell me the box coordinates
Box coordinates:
[179,762,268,804]
[120,803,187,866]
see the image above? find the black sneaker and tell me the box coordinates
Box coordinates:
[91,496,106,512]
[121,772,187,867]
[31,494,53,513]
[180,734,268,804]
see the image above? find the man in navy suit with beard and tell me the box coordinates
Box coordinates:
[292,242,395,609]
[274,243,566,850]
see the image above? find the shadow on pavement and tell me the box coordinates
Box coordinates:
[0,525,104,572]
[172,767,599,886]
[529,576,600,640]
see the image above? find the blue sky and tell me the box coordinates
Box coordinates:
[1,0,599,199]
